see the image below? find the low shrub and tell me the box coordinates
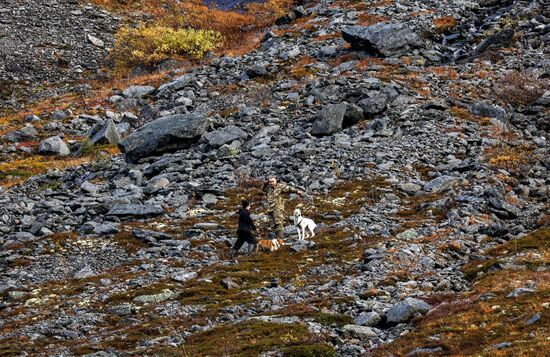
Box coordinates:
[495,71,546,107]
[113,25,224,67]
[433,16,457,33]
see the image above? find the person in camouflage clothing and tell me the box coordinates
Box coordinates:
[262,176,304,239]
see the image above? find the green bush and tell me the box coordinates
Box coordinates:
[282,343,336,357]
[113,25,224,67]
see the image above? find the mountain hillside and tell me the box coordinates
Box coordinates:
[0,0,549,355]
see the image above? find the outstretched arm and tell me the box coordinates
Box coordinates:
[281,183,304,196]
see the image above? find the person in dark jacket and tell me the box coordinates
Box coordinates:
[229,200,257,259]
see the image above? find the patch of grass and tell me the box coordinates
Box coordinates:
[310,312,353,327]
[395,192,450,225]
[313,177,389,222]
[375,228,550,356]
[433,16,457,33]
[282,343,335,357]
[106,281,177,304]
[462,258,503,281]
[183,320,319,356]
[0,144,119,188]
[487,228,550,257]
[484,143,538,176]
[111,227,150,253]
[113,25,224,68]
[495,71,547,108]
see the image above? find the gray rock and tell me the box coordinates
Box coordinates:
[7,291,28,301]
[122,85,155,98]
[93,223,118,235]
[311,103,347,136]
[204,125,247,147]
[399,183,422,195]
[133,289,178,303]
[365,117,388,134]
[74,265,96,279]
[525,312,541,326]
[406,347,443,356]
[342,324,377,338]
[87,34,104,47]
[171,271,197,283]
[344,103,364,125]
[38,136,71,156]
[118,112,207,162]
[7,232,36,242]
[488,198,520,219]
[318,45,337,57]
[475,28,514,54]
[217,141,241,158]
[156,74,194,96]
[423,176,456,193]
[90,119,121,145]
[507,287,535,298]
[221,277,240,289]
[25,114,40,123]
[396,229,419,240]
[386,297,432,323]
[470,102,506,121]
[107,204,164,218]
[132,228,173,243]
[355,311,381,326]
[245,65,267,78]
[290,240,317,252]
[202,193,218,205]
[109,303,136,316]
[342,23,421,57]
[492,342,512,349]
[81,181,99,194]
[358,92,388,115]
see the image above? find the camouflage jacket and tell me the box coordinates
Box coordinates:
[263,182,301,214]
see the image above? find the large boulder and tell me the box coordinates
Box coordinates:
[118,112,207,162]
[342,23,420,57]
[386,297,432,324]
[311,103,347,136]
[38,136,70,156]
[204,125,247,147]
[107,204,164,218]
[122,85,155,98]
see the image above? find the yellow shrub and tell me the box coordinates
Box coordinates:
[114,25,224,67]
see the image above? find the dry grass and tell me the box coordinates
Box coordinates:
[433,16,457,33]
[0,144,119,188]
[374,228,550,356]
[427,66,459,80]
[175,320,331,356]
[356,13,386,26]
[92,0,292,59]
[288,56,318,79]
[495,71,546,108]
[484,143,537,175]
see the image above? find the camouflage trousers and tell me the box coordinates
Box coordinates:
[270,210,286,239]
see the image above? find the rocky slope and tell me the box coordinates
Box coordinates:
[0,0,549,355]
[0,0,118,109]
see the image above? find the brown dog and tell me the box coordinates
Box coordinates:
[256,238,285,252]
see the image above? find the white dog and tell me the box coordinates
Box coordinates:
[293,208,316,240]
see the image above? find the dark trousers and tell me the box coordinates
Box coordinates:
[233,227,257,251]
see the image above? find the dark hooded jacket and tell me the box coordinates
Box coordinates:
[237,208,256,232]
